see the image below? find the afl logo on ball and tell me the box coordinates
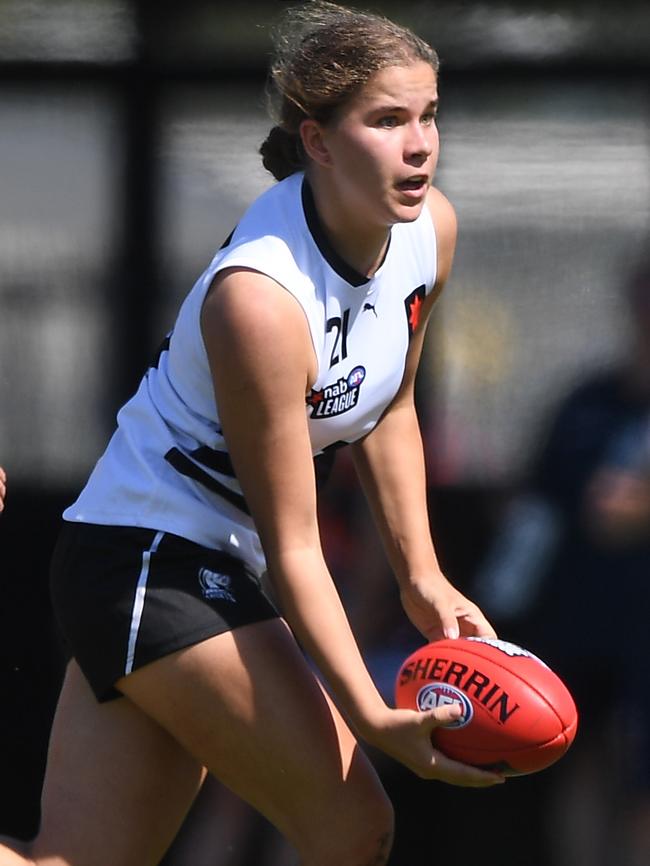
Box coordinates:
[416,683,473,728]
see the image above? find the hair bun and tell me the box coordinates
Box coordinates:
[259,125,306,181]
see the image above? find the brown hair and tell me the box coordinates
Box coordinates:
[259,1,439,181]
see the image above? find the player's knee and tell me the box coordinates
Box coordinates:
[353,793,394,864]
[357,815,394,866]
[338,816,394,866]
[305,791,394,866]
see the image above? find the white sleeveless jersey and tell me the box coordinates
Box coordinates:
[64,172,438,575]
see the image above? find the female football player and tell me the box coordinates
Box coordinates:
[0,4,502,865]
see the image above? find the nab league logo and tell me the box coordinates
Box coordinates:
[416,683,473,727]
[306,366,366,419]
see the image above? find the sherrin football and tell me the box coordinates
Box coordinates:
[394,636,578,776]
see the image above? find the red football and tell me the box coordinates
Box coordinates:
[394,636,578,775]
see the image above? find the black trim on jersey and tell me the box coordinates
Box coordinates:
[165,447,251,516]
[190,445,236,477]
[150,334,171,370]
[220,227,236,250]
[166,439,348,515]
[404,284,426,339]
[302,179,389,289]
[193,440,345,493]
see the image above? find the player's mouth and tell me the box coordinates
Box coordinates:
[395,175,429,198]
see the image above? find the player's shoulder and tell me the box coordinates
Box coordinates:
[201,266,315,386]
[204,267,304,340]
[210,173,314,296]
[425,185,457,241]
[426,186,457,289]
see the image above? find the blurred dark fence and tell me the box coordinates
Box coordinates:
[0,1,648,862]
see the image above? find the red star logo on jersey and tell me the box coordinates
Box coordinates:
[306,389,324,407]
[408,293,423,331]
[404,285,426,338]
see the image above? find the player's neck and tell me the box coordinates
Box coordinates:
[306,174,390,279]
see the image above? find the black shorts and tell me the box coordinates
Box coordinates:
[49,522,278,702]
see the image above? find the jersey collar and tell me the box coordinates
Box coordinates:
[301,178,391,288]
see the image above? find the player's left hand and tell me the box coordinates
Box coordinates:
[400,571,497,642]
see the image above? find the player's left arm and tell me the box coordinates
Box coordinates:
[351,187,496,642]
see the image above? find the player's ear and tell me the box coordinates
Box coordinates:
[299,119,332,168]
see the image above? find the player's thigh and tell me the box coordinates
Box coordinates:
[117,619,394,860]
[30,661,205,866]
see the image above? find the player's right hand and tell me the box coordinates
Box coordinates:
[362,703,505,788]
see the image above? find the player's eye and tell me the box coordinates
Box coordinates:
[377,115,399,129]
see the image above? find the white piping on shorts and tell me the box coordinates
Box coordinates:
[125,530,165,676]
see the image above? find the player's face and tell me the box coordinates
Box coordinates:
[323,61,439,228]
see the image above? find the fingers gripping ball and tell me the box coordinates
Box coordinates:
[395,637,578,776]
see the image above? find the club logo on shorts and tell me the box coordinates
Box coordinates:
[198,567,236,602]
[416,683,473,727]
[306,366,366,419]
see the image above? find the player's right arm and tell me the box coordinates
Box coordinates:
[200,268,502,787]
[0,466,6,513]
